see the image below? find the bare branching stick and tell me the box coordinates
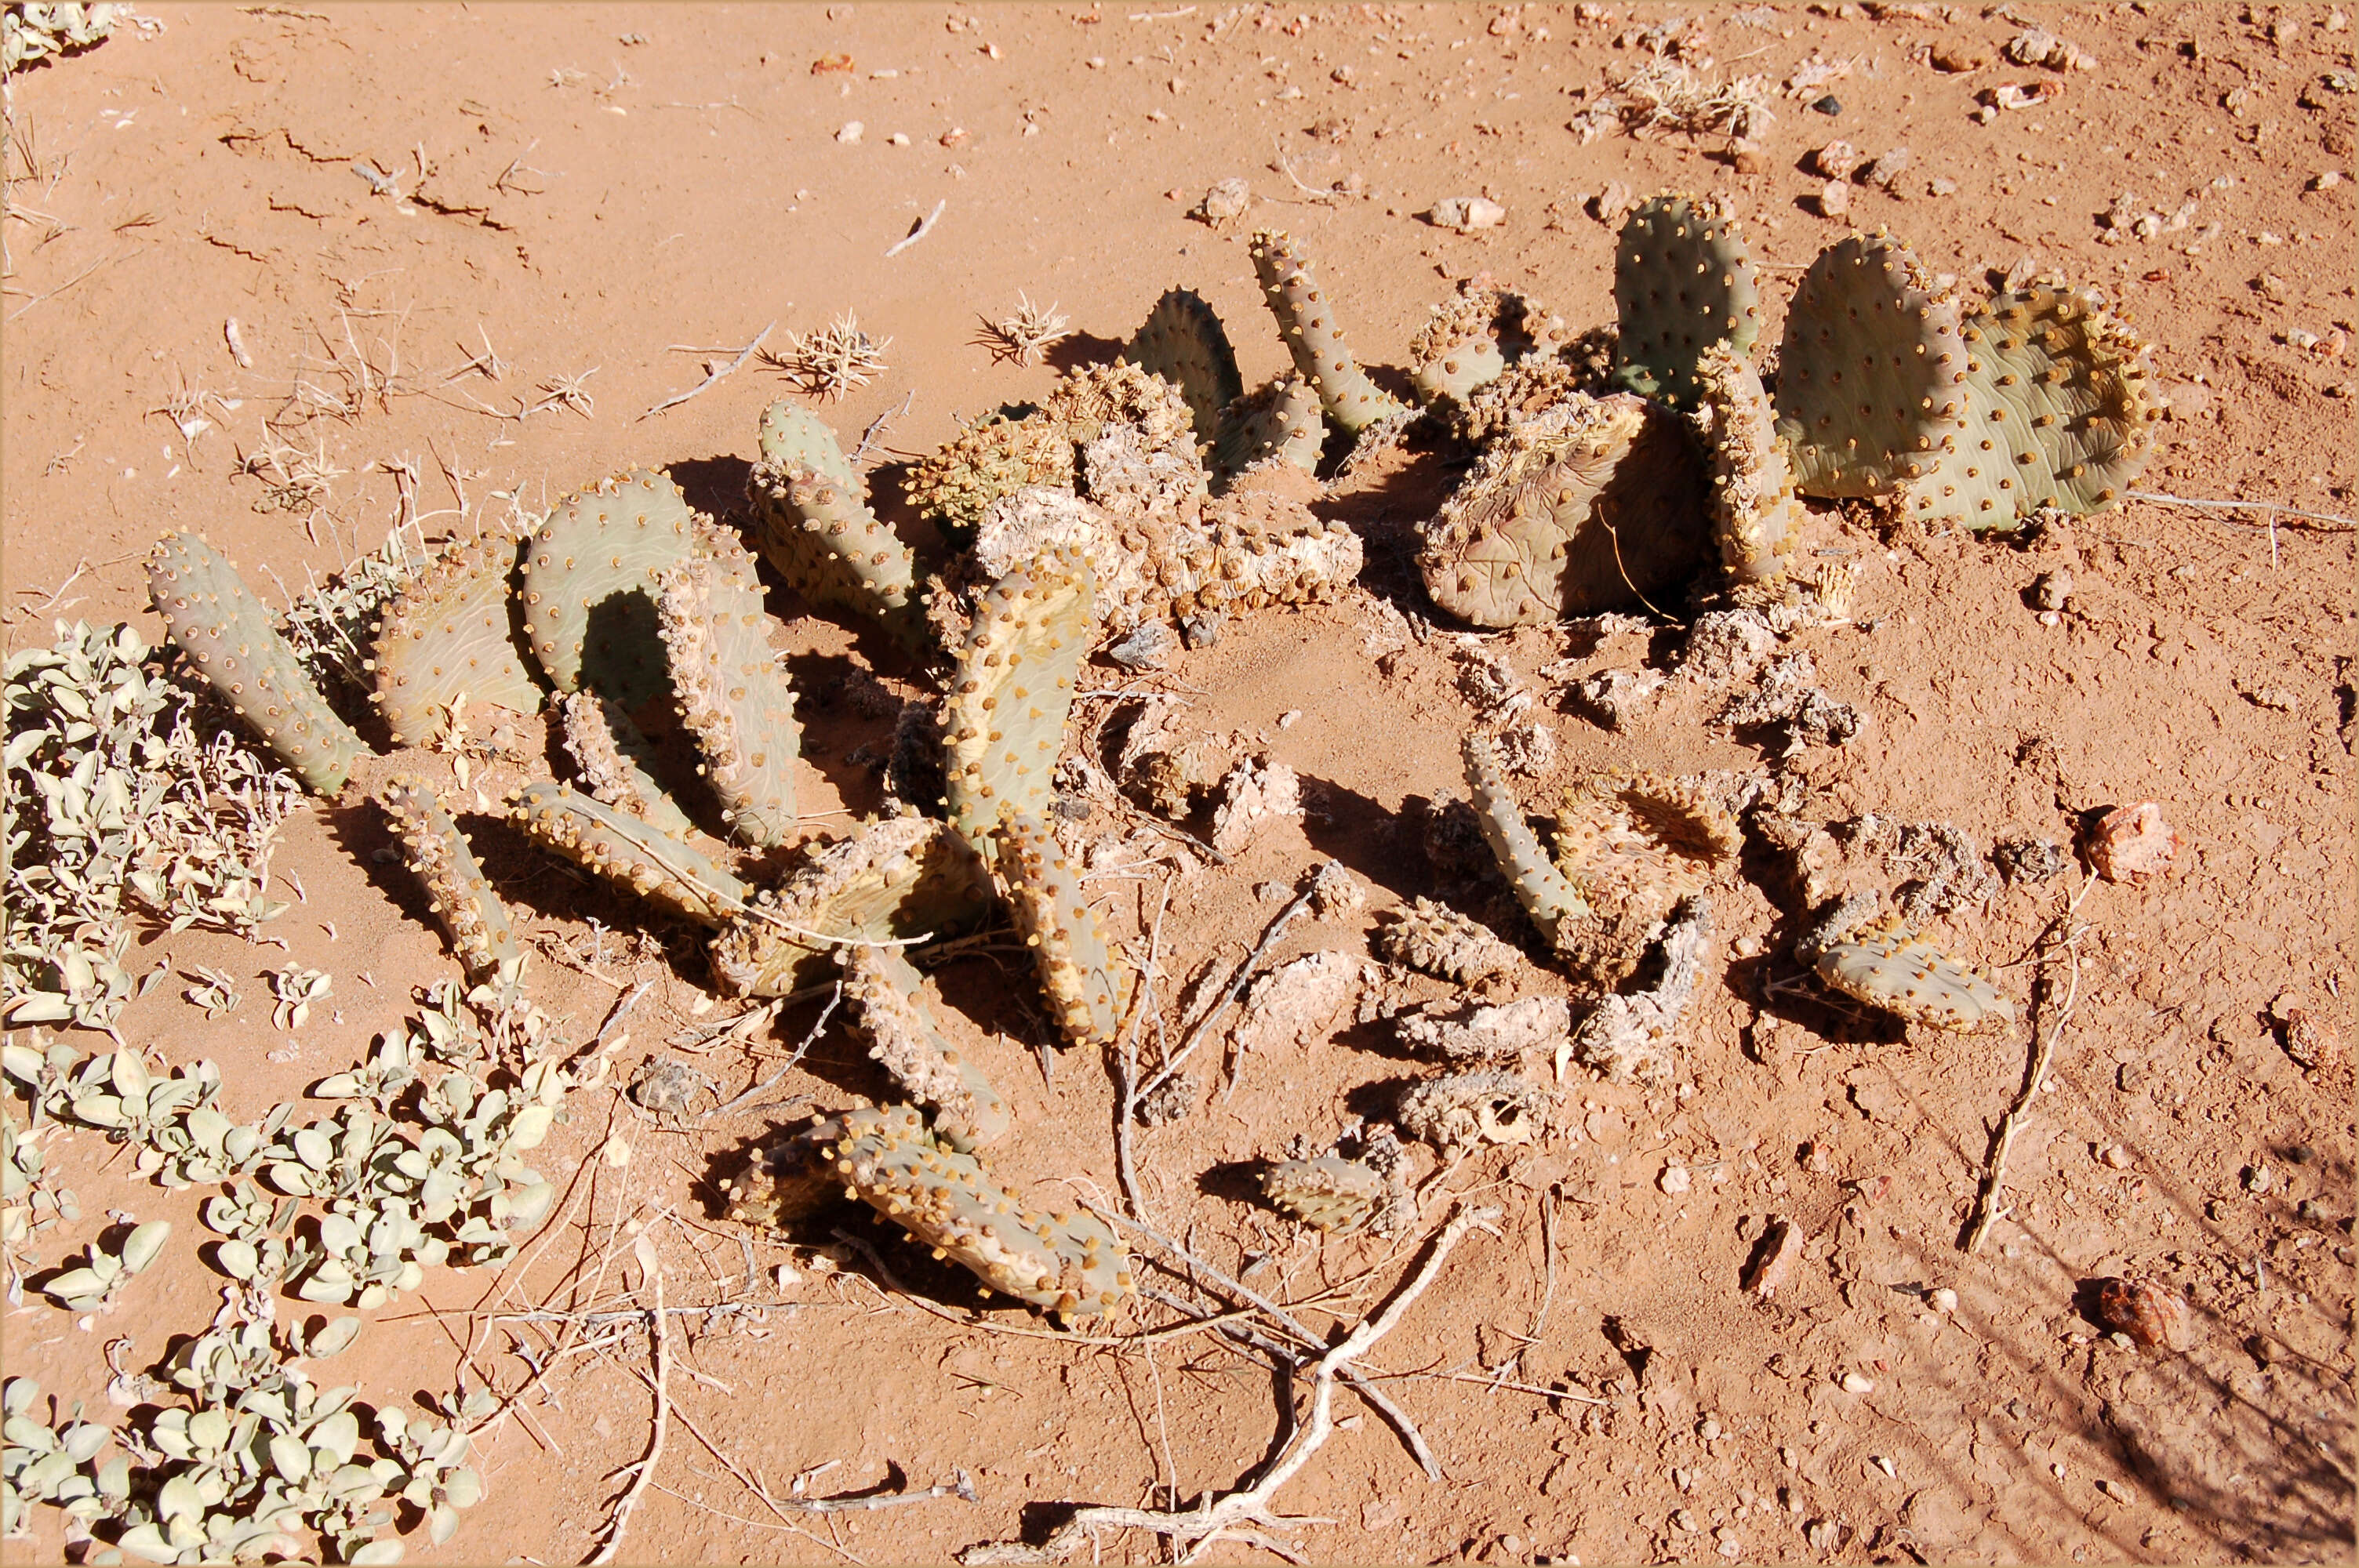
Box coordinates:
[884,198,947,257]
[638,321,775,420]
[2125,489,2357,532]
[590,1232,670,1564]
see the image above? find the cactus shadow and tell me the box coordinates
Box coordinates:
[1307,438,1464,610]
[1296,774,1427,902]
[1193,1157,1271,1209]
[781,649,896,819]
[1725,831,1908,1048]
[664,455,752,524]
[1042,331,1124,373]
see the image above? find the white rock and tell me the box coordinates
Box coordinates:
[1427,195,1507,231]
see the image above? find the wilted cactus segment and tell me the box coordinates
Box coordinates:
[992,809,1135,1049]
[1812,919,2016,1033]
[653,528,801,848]
[1463,735,1592,946]
[558,690,695,839]
[1260,1156,1387,1233]
[745,401,924,644]
[1409,287,1565,408]
[941,544,1095,848]
[1550,771,1739,989]
[507,779,747,927]
[521,469,702,709]
[1374,896,1522,985]
[369,529,543,746]
[708,813,994,996]
[841,944,1010,1152]
[1693,344,1805,586]
[379,775,518,984]
[1125,287,1245,448]
[1214,376,1325,477]
[1417,393,1708,627]
[1613,194,1761,410]
[147,532,371,794]
[1910,285,2159,529]
[1250,229,1408,434]
[906,411,1077,543]
[1774,231,1969,499]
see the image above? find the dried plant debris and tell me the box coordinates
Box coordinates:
[379,775,521,985]
[1397,1069,1548,1156]
[1227,950,1372,1058]
[278,524,431,691]
[765,310,892,401]
[1373,897,1523,985]
[1397,995,1572,1062]
[906,411,1078,543]
[4,2,130,70]
[1209,755,1303,854]
[1259,1154,1389,1234]
[368,528,542,748]
[507,779,748,927]
[980,292,1076,368]
[1565,895,1713,1084]
[1550,771,1739,987]
[841,943,1011,1151]
[1721,652,1863,754]
[630,1056,716,1118]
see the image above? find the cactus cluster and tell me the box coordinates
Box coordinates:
[556,690,695,837]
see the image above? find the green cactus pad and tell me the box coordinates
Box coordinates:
[904,410,1076,544]
[1259,1156,1387,1233]
[147,532,372,794]
[991,809,1135,1048]
[1418,392,1708,627]
[1250,229,1408,435]
[1906,285,2160,530]
[707,813,994,996]
[1124,287,1245,449]
[1693,343,1805,586]
[1813,919,2016,1033]
[653,528,801,848]
[558,690,696,839]
[379,775,519,984]
[941,543,1095,847]
[1774,231,1971,499]
[1409,287,1565,408]
[507,779,747,927]
[841,944,1010,1152]
[369,529,543,746]
[1463,735,1593,947]
[521,470,703,710]
[744,401,925,645]
[1613,194,1761,410]
[1213,377,1325,477]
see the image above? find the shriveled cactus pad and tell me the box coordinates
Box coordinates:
[994,809,1135,1048]
[379,775,519,985]
[1374,896,1524,984]
[369,529,541,746]
[906,411,1078,543]
[557,690,694,838]
[841,944,1010,1151]
[1259,1156,1387,1233]
[507,779,747,927]
[1613,194,1760,410]
[1550,771,1740,986]
[1397,1069,1549,1155]
[1812,920,2016,1033]
[1694,343,1804,586]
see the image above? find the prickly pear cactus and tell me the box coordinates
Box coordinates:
[379,775,519,984]
[520,469,702,710]
[1409,287,1565,408]
[1812,915,2016,1033]
[1396,1069,1547,1155]
[709,812,994,995]
[369,528,543,746]
[1373,896,1522,984]
[652,529,801,848]
[905,411,1077,544]
[1462,735,1592,947]
[1907,285,2159,529]
[992,809,1135,1049]
[744,401,924,644]
[1250,229,1408,434]
[1213,377,1325,477]
[1774,231,1970,499]
[558,690,695,839]
[941,545,1095,847]
[147,532,371,794]
[1417,393,1708,627]
[841,944,1010,1151]
[1124,287,1245,448]
[1549,771,1739,988]
[1456,356,1612,448]
[1259,1156,1387,1233]
[1613,194,1761,410]
[1042,361,1204,462]
[507,779,748,927]
[1692,343,1805,585]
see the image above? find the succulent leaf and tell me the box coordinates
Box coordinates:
[506,780,747,927]
[519,469,703,709]
[652,526,801,848]
[1249,229,1408,434]
[369,531,541,746]
[991,808,1135,1048]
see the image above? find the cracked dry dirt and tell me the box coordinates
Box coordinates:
[2,4,2353,1565]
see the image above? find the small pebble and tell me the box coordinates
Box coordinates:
[1811,94,1841,115]
[1817,180,1852,217]
[2245,1163,2273,1193]
[836,120,863,143]
[1841,1371,1876,1394]
[1929,1287,1959,1314]
[1659,1163,1692,1194]
[2099,1143,2133,1170]
[1278,709,1302,729]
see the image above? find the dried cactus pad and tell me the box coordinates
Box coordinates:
[379,775,519,984]
[1408,287,1562,408]
[818,1104,1133,1318]
[1463,735,1593,947]
[653,528,801,848]
[1250,228,1408,434]
[905,411,1076,543]
[1813,922,2016,1033]
[1775,231,1970,499]
[558,690,695,839]
[1260,1156,1387,1233]
[1693,343,1804,586]
[841,944,1010,1151]
[507,779,748,927]
[942,544,1095,848]
[1614,194,1761,409]
[1909,285,2159,529]
[369,529,542,746]
[1214,377,1325,477]
[1550,770,1739,987]
[1418,392,1707,627]
[147,531,371,794]
[994,809,1136,1048]
[709,813,994,996]
[745,401,924,645]
[522,469,702,709]
[1125,287,1245,448]
[1373,896,1523,984]
[1397,1069,1548,1155]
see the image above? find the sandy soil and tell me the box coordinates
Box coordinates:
[3,4,2354,1565]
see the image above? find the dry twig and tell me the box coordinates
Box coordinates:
[590,1231,670,1564]
[638,321,775,420]
[1137,863,1332,1102]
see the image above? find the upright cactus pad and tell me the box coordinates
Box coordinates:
[521,470,703,709]
[558,691,696,839]
[1214,377,1325,477]
[841,945,1010,1151]
[1409,287,1565,408]
[1124,287,1245,448]
[708,813,994,995]
[941,545,1095,846]
[1250,229,1408,434]
[1774,232,1970,499]
[1259,1156,1387,1233]
[1549,771,1739,988]
[1463,735,1592,947]
[1812,917,2016,1033]
[992,810,1135,1048]
[1613,194,1761,410]
[507,779,748,927]
[379,775,519,984]
[1417,393,1707,627]
[745,401,924,643]
[147,532,371,794]
[1909,285,2159,529]
[369,529,542,747]
[905,411,1076,544]
[1693,343,1805,585]
[652,529,801,848]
